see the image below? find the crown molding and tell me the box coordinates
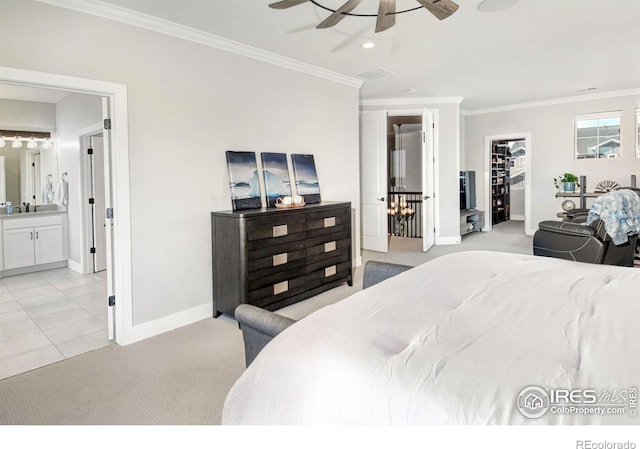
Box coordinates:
[360,97,464,107]
[36,0,363,89]
[462,88,640,116]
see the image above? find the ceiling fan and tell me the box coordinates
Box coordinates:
[269,0,459,33]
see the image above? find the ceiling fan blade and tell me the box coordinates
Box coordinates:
[269,0,308,9]
[375,0,396,33]
[415,0,459,20]
[316,0,364,29]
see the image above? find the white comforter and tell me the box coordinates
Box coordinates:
[222,251,640,425]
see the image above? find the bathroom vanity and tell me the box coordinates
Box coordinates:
[0,211,68,277]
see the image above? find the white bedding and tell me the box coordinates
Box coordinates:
[222,251,640,425]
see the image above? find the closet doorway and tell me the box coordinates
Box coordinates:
[484,133,532,235]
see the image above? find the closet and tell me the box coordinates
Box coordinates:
[491,141,510,225]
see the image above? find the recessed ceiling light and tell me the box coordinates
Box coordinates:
[362,42,375,49]
[477,0,518,13]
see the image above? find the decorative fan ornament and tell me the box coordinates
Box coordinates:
[561,200,576,212]
[594,180,621,193]
[269,0,459,33]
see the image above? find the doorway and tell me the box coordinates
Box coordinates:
[484,133,532,235]
[0,66,132,347]
[361,108,436,253]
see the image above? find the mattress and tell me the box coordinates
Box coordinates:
[223,251,640,425]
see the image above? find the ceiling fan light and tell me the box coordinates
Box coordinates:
[362,42,376,49]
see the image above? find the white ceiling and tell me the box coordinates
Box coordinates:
[35,0,640,109]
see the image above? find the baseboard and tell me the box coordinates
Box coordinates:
[354,256,363,267]
[127,302,212,345]
[436,236,462,245]
[510,215,525,221]
[67,259,83,274]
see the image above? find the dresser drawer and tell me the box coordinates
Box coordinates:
[248,240,306,260]
[248,275,308,308]
[248,248,307,273]
[248,264,307,291]
[305,208,350,232]
[246,216,305,241]
[306,238,350,265]
[306,261,351,290]
[306,250,350,274]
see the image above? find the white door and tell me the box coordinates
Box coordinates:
[89,134,107,272]
[421,110,435,252]
[102,98,116,341]
[360,110,388,253]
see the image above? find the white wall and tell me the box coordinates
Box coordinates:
[1,1,361,327]
[399,125,422,192]
[362,102,462,243]
[464,94,640,234]
[55,93,102,266]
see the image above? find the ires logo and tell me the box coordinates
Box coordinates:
[517,386,636,419]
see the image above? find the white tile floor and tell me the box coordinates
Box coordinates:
[0,268,110,380]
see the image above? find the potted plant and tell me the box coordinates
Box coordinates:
[554,173,580,192]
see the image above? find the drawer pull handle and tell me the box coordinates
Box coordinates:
[324,241,336,253]
[272,253,288,266]
[273,280,289,295]
[272,224,288,237]
[325,265,337,277]
[323,217,336,228]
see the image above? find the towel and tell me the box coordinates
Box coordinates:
[42,178,54,204]
[585,189,640,244]
[57,177,69,207]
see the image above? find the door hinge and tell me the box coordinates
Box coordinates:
[89,198,95,204]
[422,131,426,144]
[106,207,114,219]
[432,123,435,129]
[108,295,115,307]
[90,247,96,254]
[87,148,94,155]
[104,119,112,130]
[31,162,35,167]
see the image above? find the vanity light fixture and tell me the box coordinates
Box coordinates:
[0,138,5,148]
[27,138,38,149]
[42,139,53,149]
[12,137,22,149]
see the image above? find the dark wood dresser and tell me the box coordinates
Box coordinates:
[211,201,352,317]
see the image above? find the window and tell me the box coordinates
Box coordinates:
[575,111,622,159]
[636,109,640,158]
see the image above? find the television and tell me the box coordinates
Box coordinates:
[460,171,476,210]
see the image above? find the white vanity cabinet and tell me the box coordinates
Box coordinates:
[0,213,68,274]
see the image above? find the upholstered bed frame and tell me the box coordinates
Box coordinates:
[235,261,412,367]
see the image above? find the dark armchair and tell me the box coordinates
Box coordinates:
[235,260,413,367]
[533,188,640,267]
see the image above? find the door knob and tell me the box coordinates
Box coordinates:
[377,197,386,202]
[423,195,431,200]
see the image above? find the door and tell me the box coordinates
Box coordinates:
[102,98,116,341]
[421,110,435,252]
[361,110,389,253]
[89,134,107,272]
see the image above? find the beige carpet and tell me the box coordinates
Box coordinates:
[0,222,532,425]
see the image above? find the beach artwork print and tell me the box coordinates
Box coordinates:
[291,154,321,204]
[261,152,293,208]
[225,151,262,210]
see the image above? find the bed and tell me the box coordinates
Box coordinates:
[222,251,639,425]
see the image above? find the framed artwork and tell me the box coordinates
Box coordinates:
[261,152,292,208]
[225,151,262,210]
[291,154,321,204]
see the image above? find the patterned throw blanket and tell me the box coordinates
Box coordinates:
[585,189,640,244]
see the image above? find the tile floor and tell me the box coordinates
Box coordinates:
[0,267,110,380]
